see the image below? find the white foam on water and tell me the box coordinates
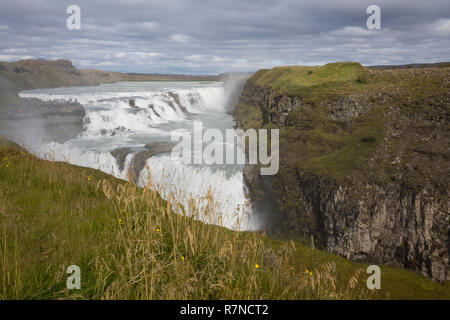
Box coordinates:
[26,140,132,181]
[139,155,259,231]
[18,82,260,231]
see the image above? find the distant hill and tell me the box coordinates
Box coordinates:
[80,68,220,83]
[0,59,220,93]
[369,62,450,69]
[0,59,97,93]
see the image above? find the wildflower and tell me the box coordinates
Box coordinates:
[87,176,92,181]
[305,269,309,273]
[118,218,123,224]
[5,164,9,168]
[309,272,313,276]
[181,256,185,260]
[156,228,160,232]
[255,264,260,269]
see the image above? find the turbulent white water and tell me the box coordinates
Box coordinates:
[19,81,260,231]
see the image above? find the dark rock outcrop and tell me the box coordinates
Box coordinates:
[111,142,175,181]
[0,59,98,143]
[111,147,133,172]
[1,98,86,143]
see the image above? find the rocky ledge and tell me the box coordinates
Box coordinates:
[111,141,176,181]
[1,98,86,143]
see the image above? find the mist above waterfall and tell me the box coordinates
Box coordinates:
[221,73,253,113]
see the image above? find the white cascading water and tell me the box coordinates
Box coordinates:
[19,81,260,231]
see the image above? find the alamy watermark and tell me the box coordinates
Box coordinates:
[66,264,81,289]
[67,5,381,31]
[171,121,279,175]
[366,5,381,30]
[366,265,381,290]
[66,5,81,30]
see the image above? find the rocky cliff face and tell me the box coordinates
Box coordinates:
[1,98,86,143]
[234,63,449,282]
[0,60,96,143]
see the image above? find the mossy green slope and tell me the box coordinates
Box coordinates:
[239,62,449,184]
[251,62,367,97]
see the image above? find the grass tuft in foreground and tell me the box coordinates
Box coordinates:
[0,139,448,299]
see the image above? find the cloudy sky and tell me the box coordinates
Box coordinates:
[0,0,449,74]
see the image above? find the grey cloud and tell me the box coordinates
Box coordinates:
[0,0,449,74]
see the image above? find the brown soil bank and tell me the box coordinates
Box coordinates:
[234,62,449,282]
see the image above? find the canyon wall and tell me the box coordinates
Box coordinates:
[0,59,96,143]
[235,62,449,282]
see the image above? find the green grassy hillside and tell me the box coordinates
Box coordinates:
[250,62,366,97]
[239,62,449,184]
[0,138,448,299]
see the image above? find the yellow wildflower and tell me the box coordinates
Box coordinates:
[156,228,160,232]
[118,218,123,224]
[255,264,260,269]
[87,176,92,181]
[181,256,185,260]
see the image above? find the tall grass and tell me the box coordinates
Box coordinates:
[1,139,447,300]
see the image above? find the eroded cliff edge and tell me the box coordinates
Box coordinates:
[234,62,449,282]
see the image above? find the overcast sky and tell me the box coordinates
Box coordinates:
[0,0,449,74]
